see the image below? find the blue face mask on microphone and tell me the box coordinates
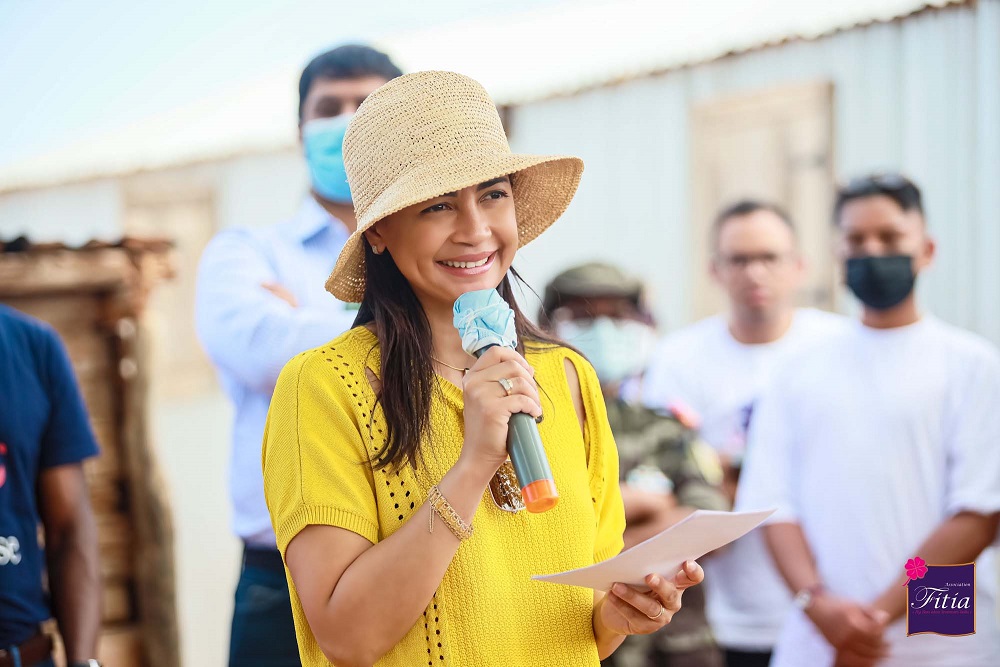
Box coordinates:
[302,114,353,203]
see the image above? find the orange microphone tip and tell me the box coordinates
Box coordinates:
[522,479,559,513]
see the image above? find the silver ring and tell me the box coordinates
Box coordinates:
[498,377,514,396]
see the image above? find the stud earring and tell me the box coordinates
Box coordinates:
[371,244,382,255]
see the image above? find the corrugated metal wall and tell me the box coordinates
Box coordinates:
[510,0,1000,345]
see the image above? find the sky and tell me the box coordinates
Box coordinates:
[0,0,571,168]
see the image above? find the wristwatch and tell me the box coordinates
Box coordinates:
[793,583,825,611]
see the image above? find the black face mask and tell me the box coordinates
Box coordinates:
[845,255,916,310]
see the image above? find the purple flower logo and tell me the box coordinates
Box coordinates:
[902,556,928,586]
[905,562,976,637]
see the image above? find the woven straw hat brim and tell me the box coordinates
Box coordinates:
[326,151,583,302]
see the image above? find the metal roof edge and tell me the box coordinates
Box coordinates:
[493,0,971,107]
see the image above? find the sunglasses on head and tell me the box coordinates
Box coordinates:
[839,173,915,198]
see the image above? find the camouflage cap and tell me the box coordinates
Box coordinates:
[541,261,645,318]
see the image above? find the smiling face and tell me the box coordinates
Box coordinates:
[363,176,518,313]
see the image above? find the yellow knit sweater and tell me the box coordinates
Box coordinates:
[263,326,625,666]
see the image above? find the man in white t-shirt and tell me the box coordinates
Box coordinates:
[737,174,1000,666]
[642,200,846,667]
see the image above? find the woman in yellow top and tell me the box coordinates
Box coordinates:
[262,70,704,667]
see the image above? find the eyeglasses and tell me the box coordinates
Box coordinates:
[715,252,792,272]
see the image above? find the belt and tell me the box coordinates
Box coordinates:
[0,632,54,667]
[243,544,284,571]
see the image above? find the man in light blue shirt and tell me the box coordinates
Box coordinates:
[195,45,401,667]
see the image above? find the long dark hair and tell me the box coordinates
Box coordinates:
[353,242,567,470]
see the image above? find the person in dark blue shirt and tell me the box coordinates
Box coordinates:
[0,305,102,667]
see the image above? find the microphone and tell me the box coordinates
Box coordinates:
[453,289,559,513]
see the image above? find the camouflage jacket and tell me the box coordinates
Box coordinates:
[607,399,727,513]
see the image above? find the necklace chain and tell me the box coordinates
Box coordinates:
[431,356,470,373]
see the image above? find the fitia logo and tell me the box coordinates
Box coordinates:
[0,442,7,488]
[904,557,976,637]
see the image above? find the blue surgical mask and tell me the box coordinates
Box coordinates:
[556,317,657,385]
[302,114,353,203]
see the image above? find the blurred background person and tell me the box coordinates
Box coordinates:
[640,201,846,667]
[0,306,101,667]
[737,174,1000,666]
[194,45,401,667]
[542,262,728,667]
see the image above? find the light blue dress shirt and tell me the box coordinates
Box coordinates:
[195,197,357,547]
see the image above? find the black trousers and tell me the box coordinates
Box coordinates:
[228,546,301,667]
[724,648,772,667]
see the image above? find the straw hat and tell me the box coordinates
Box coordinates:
[325,70,584,302]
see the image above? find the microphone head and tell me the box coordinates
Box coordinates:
[453,289,518,356]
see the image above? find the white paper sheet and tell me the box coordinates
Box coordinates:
[532,509,775,592]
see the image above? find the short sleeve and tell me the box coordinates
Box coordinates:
[944,351,1000,517]
[262,349,380,557]
[567,353,626,563]
[734,379,798,524]
[39,325,100,468]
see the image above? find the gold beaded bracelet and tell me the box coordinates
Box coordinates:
[428,485,474,541]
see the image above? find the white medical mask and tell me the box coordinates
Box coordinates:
[556,317,657,384]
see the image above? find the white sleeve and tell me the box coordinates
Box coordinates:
[194,229,356,393]
[945,350,1000,517]
[735,379,799,523]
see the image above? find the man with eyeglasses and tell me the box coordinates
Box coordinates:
[735,174,1000,666]
[641,200,846,667]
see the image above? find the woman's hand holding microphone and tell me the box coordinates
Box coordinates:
[457,346,542,482]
